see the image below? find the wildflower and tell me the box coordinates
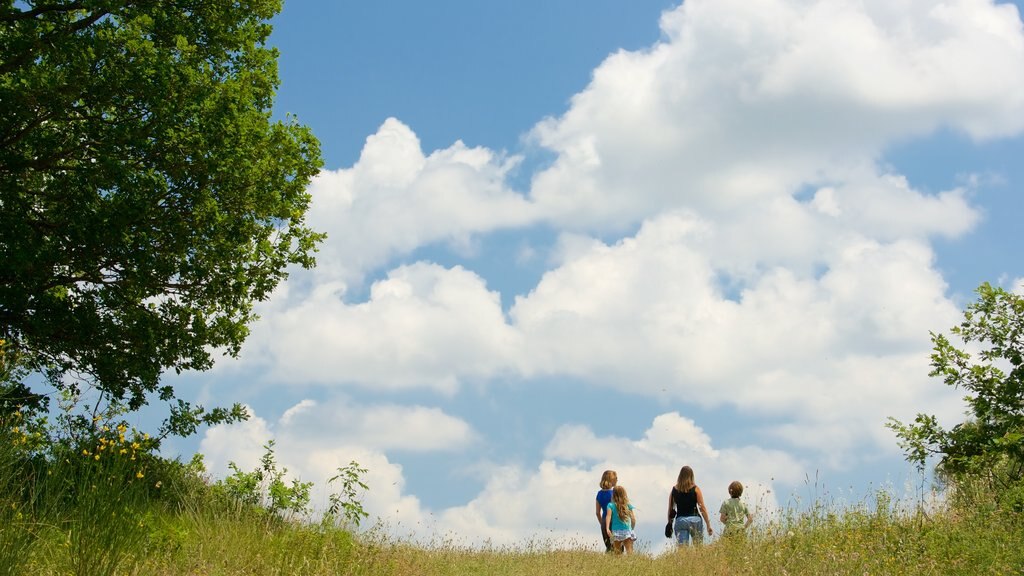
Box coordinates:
[136,470,144,479]
[155,481,162,489]
[94,454,100,461]
[82,449,90,456]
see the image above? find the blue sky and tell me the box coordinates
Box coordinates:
[161,0,1024,553]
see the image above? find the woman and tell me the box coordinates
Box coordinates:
[667,465,713,545]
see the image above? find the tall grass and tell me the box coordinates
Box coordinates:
[130,488,1020,575]
[2,419,1021,576]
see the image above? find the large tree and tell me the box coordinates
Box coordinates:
[0,1,323,416]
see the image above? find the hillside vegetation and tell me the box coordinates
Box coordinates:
[0,426,1021,576]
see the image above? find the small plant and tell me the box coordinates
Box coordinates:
[219,440,312,521]
[325,460,369,529]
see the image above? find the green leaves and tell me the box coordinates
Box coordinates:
[219,440,313,520]
[1,1,322,416]
[326,461,370,529]
[889,282,1024,495]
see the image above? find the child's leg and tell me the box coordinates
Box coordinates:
[623,538,634,554]
[612,540,624,555]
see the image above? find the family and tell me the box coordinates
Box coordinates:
[594,466,754,554]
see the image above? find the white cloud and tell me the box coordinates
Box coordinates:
[198,0,1024,545]
[198,401,481,534]
[302,118,538,286]
[240,262,521,393]
[430,412,800,551]
[528,0,1024,228]
[200,400,476,476]
[198,408,800,549]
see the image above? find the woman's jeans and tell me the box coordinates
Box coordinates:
[674,515,704,545]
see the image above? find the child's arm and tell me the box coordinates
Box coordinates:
[605,505,613,535]
[595,499,603,525]
[630,506,637,530]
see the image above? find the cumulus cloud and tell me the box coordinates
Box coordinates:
[528,0,1024,228]
[239,262,521,393]
[300,118,537,286]
[198,401,481,534]
[199,0,1024,547]
[200,409,801,550]
[428,412,802,551]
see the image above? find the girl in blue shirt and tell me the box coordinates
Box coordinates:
[594,470,617,552]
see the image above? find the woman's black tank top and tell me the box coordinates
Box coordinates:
[671,486,699,517]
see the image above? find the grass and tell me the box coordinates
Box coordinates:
[26,494,1018,575]
[1,417,1022,575]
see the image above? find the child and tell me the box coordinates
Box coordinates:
[594,470,617,552]
[719,480,754,537]
[604,485,637,554]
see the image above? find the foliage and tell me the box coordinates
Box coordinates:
[326,460,370,529]
[217,440,312,521]
[888,282,1024,499]
[0,1,324,418]
[0,402,163,575]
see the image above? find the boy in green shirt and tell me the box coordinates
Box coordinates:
[719,481,753,536]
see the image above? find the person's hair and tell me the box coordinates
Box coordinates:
[612,485,631,524]
[728,480,744,498]
[600,470,618,490]
[675,466,695,492]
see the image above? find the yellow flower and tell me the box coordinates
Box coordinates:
[94,454,100,460]
[154,481,162,489]
[135,470,144,479]
[119,448,128,455]
[82,449,90,456]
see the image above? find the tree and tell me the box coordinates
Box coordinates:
[0,1,323,423]
[889,282,1024,492]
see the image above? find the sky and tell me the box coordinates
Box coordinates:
[157,0,1024,553]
